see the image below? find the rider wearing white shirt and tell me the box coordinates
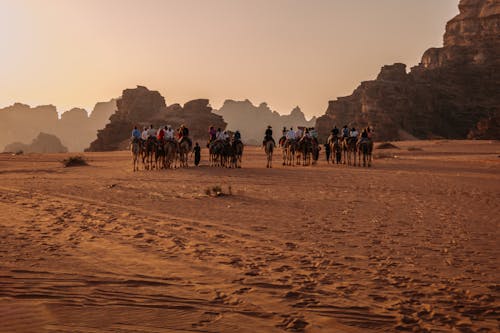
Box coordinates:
[350,128,359,138]
[141,128,149,140]
[295,128,303,139]
[286,128,295,140]
[165,125,174,140]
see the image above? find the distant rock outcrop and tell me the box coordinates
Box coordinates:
[4,132,68,154]
[0,99,117,152]
[316,0,499,141]
[87,86,226,151]
[215,100,316,145]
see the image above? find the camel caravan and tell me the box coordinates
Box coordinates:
[130,125,244,171]
[130,123,373,171]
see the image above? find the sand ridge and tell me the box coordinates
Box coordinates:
[0,140,499,332]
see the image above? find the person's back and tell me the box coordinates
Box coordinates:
[148,126,156,138]
[132,127,141,140]
[342,126,349,138]
[157,127,165,141]
[295,128,302,139]
[141,128,148,140]
[350,128,359,138]
[333,126,339,136]
[286,129,295,140]
[234,131,241,141]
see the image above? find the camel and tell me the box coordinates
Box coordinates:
[155,140,166,170]
[209,140,225,167]
[346,137,358,166]
[265,140,274,168]
[299,139,312,166]
[358,138,373,167]
[143,138,157,170]
[164,139,177,169]
[130,139,142,172]
[232,140,244,168]
[178,139,191,168]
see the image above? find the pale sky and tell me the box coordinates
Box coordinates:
[0,0,459,118]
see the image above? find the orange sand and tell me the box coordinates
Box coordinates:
[0,140,499,332]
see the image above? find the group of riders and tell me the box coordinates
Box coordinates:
[130,122,374,171]
[130,124,244,171]
[261,124,374,167]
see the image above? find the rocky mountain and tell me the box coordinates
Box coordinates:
[0,100,117,152]
[215,100,316,145]
[4,132,68,154]
[87,86,226,151]
[316,0,499,142]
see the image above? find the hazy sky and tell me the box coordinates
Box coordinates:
[0,0,459,118]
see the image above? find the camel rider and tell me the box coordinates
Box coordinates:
[295,127,303,139]
[179,124,192,148]
[280,127,287,146]
[141,127,148,141]
[234,130,241,142]
[209,126,217,142]
[349,127,359,143]
[216,128,225,141]
[310,127,318,139]
[263,125,275,146]
[332,126,339,137]
[360,129,369,143]
[131,126,141,142]
[286,127,296,141]
[157,126,165,141]
[342,125,349,138]
[367,127,373,139]
[147,124,156,138]
[165,125,174,140]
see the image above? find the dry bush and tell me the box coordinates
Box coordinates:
[61,156,88,167]
[376,142,400,149]
[407,146,423,151]
[205,184,232,197]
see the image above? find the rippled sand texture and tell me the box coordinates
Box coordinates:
[0,140,499,332]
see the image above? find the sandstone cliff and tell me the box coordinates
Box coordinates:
[215,100,316,145]
[4,132,68,154]
[316,0,499,141]
[87,86,226,151]
[0,100,117,152]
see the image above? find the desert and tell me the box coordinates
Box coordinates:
[1,140,499,332]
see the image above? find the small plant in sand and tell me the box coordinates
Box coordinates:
[376,142,400,149]
[205,184,232,197]
[61,155,88,167]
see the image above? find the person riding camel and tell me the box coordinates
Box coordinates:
[367,127,373,139]
[131,126,141,142]
[286,127,296,141]
[299,128,311,144]
[178,124,192,148]
[157,126,165,142]
[234,130,241,142]
[349,127,359,144]
[295,127,303,140]
[209,126,217,142]
[342,125,349,139]
[279,127,287,146]
[141,127,148,141]
[332,126,339,137]
[165,125,174,140]
[360,129,369,143]
[263,125,275,147]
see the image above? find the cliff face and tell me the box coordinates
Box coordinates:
[316,0,499,141]
[4,132,68,154]
[87,87,226,151]
[0,100,117,152]
[215,100,316,144]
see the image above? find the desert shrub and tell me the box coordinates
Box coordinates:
[407,146,423,151]
[205,184,232,197]
[61,155,88,167]
[374,152,396,159]
[376,142,400,149]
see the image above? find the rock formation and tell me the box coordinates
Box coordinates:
[215,100,316,145]
[316,0,499,141]
[4,132,68,154]
[87,86,226,151]
[0,99,117,152]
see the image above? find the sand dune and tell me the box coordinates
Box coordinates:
[0,140,499,332]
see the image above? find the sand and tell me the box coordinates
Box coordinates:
[0,140,499,332]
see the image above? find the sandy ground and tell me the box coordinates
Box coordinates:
[0,140,499,333]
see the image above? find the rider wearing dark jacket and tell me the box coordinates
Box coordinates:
[263,126,275,146]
